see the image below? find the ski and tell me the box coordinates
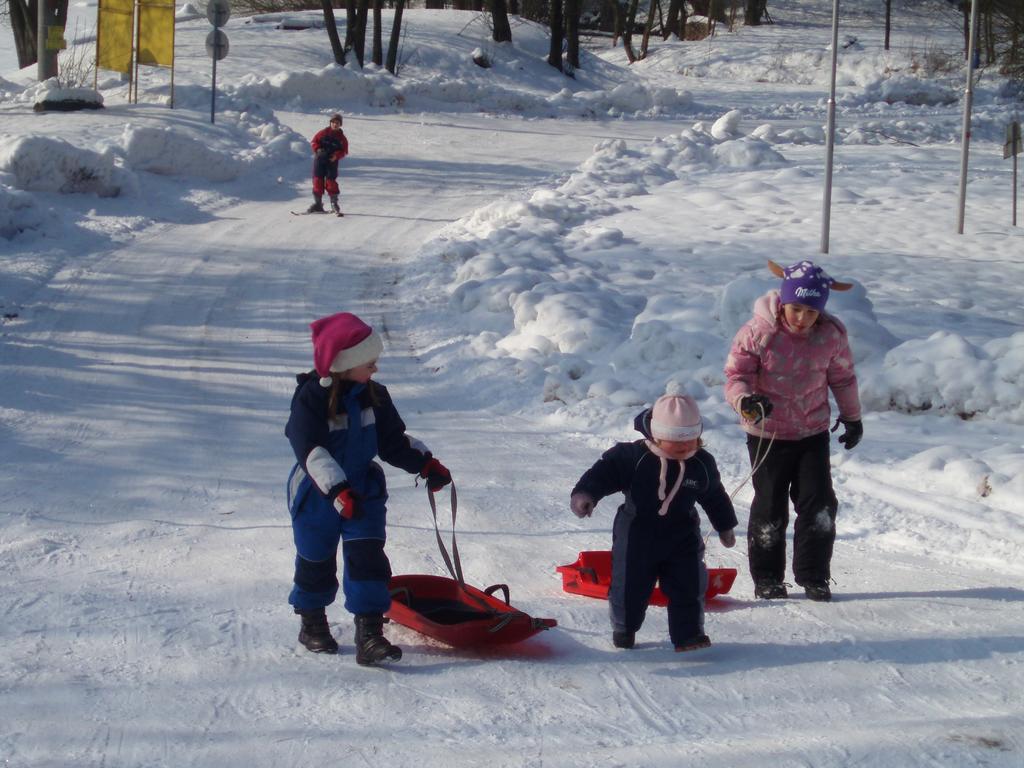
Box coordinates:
[290,210,345,217]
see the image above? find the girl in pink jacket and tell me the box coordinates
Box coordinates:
[724,260,863,602]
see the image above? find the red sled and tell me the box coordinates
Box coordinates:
[556,550,737,606]
[387,574,557,648]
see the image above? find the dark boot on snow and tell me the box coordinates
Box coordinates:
[675,634,712,653]
[802,581,832,602]
[612,630,635,649]
[754,579,788,600]
[354,613,402,666]
[297,609,339,654]
[329,195,341,215]
[307,195,325,213]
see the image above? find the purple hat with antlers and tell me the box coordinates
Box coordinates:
[770,259,852,312]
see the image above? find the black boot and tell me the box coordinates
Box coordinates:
[612,630,635,649]
[297,608,338,654]
[754,579,789,600]
[354,613,402,666]
[802,581,833,602]
[307,194,325,213]
[329,195,341,215]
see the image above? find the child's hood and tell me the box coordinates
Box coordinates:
[633,407,655,441]
[752,291,783,328]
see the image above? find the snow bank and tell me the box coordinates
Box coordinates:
[0,184,47,239]
[412,111,1024,438]
[860,331,1024,423]
[0,135,134,197]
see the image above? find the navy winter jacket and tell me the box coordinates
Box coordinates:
[572,410,738,536]
[285,373,429,504]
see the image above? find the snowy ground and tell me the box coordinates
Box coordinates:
[2,2,1023,766]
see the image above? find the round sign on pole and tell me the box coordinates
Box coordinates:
[206,29,230,60]
[207,0,231,28]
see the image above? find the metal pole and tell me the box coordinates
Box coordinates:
[820,0,840,254]
[884,0,891,51]
[37,0,59,80]
[1014,151,1018,227]
[211,49,217,124]
[956,0,981,235]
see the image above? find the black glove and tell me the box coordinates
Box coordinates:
[739,394,774,424]
[831,418,863,450]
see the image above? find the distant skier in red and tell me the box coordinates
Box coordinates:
[307,112,349,214]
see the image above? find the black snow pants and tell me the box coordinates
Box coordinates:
[746,431,837,586]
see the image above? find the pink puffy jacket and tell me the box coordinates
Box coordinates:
[724,291,861,441]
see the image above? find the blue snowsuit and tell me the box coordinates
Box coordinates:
[285,374,432,615]
[571,409,738,645]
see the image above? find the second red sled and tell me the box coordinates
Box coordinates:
[556,550,737,606]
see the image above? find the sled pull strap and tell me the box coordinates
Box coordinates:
[427,483,464,586]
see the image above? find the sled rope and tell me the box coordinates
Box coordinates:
[427,483,464,586]
[706,419,774,558]
[425,484,531,630]
[728,429,775,503]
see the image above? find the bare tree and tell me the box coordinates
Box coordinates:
[744,0,768,27]
[622,0,640,62]
[548,0,564,70]
[665,0,688,39]
[385,0,406,73]
[491,0,513,43]
[564,0,581,70]
[372,0,383,65]
[320,0,347,65]
[350,0,368,66]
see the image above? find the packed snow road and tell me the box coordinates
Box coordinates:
[2,106,1022,768]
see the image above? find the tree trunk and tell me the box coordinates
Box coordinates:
[565,0,580,70]
[548,0,563,70]
[665,0,687,39]
[386,0,405,74]
[491,0,513,43]
[744,0,764,27]
[321,0,347,65]
[353,0,369,67]
[372,0,383,66]
[9,0,41,69]
[345,0,357,51]
[609,0,623,45]
[640,0,657,58]
[623,0,640,63]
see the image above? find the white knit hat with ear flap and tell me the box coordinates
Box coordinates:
[650,394,703,442]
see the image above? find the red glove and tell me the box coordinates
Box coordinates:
[420,457,452,493]
[333,486,362,520]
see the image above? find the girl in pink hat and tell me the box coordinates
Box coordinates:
[724,260,863,603]
[570,391,737,652]
[285,312,452,665]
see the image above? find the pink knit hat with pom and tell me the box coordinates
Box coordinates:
[650,394,703,442]
[310,312,383,386]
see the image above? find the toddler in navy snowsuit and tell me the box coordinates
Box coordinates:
[571,392,737,652]
[285,312,452,665]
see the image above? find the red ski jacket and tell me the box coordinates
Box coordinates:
[311,127,349,162]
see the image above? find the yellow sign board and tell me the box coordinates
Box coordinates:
[46,25,67,51]
[137,1,175,68]
[96,0,134,74]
